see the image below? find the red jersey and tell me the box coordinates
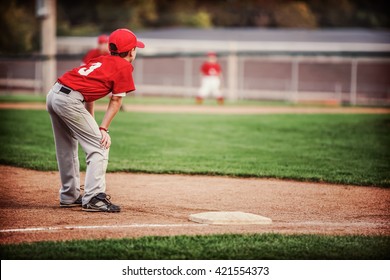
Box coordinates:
[82,48,109,64]
[201,62,221,76]
[58,56,135,102]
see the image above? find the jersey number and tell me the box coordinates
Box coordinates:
[78,62,102,76]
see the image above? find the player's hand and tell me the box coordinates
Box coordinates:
[100,130,111,149]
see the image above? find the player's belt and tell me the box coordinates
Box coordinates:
[59,86,71,94]
[54,82,84,102]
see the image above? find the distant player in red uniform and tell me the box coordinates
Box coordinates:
[196,52,223,105]
[81,34,110,65]
[46,28,145,212]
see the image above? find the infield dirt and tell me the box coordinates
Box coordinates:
[1,102,390,115]
[1,165,389,244]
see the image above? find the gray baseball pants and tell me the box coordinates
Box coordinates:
[46,82,109,205]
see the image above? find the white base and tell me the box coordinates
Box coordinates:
[189,211,272,225]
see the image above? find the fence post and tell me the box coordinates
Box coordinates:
[238,56,245,100]
[227,43,238,101]
[184,57,193,97]
[350,58,358,105]
[291,57,300,103]
[39,0,57,95]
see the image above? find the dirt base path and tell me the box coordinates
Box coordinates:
[1,165,389,244]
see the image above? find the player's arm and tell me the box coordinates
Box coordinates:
[85,101,95,117]
[99,95,123,149]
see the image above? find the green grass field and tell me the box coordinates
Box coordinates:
[0,109,389,186]
[1,234,389,260]
[0,94,292,106]
[0,103,389,260]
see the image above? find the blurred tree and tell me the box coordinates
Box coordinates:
[130,0,158,28]
[204,0,270,27]
[0,0,39,54]
[56,0,389,31]
[273,1,318,28]
[96,0,158,31]
[153,0,212,28]
[310,0,354,27]
[308,0,388,28]
[174,10,212,28]
[57,0,100,35]
[352,0,389,27]
[1,0,388,54]
[95,0,134,31]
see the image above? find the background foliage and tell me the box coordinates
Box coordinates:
[0,0,389,54]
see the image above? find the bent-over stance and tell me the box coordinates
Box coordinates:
[46,28,145,212]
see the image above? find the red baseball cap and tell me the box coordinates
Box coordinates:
[109,28,145,53]
[97,34,109,44]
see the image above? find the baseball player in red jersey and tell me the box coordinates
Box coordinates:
[81,34,110,65]
[196,52,224,105]
[46,28,145,212]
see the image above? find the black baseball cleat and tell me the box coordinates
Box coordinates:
[60,195,82,208]
[82,193,121,212]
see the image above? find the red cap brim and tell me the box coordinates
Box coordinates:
[136,41,145,48]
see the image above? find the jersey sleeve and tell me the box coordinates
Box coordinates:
[111,64,135,94]
[111,92,127,97]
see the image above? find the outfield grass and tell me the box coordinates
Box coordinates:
[1,233,389,260]
[0,109,389,186]
[0,94,47,103]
